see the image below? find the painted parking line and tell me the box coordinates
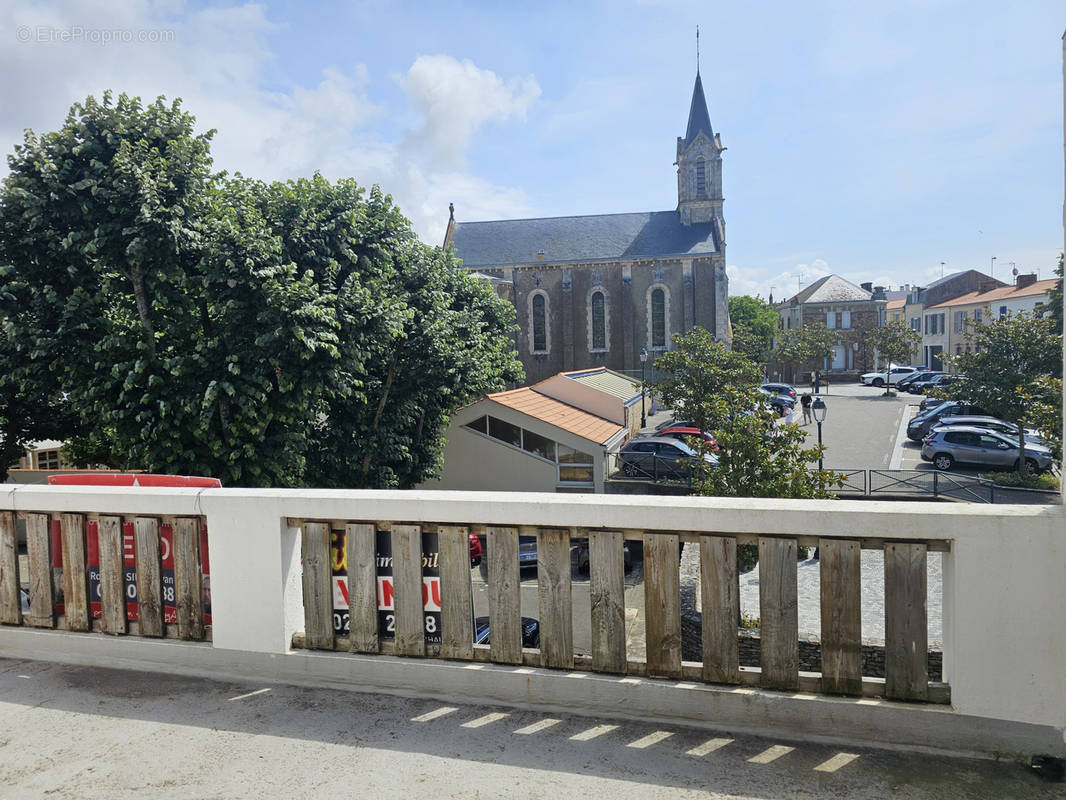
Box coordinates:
[570,724,618,741]
[686,737,733,756]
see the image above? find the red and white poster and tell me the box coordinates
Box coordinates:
[160,523,176,624]
[122,521,138,621]
[86,520,102,619]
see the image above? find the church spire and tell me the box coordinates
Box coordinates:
[683,71,713,148]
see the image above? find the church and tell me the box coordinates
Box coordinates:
[443,68,731,384]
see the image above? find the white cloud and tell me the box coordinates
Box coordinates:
[398,54,540,168]
[0,2,537,242]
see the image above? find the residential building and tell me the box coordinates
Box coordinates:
[925,273,1058,361]
[445,68,730,385]
[899,270,1004,369]
[776,275,887,378]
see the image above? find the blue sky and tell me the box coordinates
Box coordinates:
[2,1,1063,299]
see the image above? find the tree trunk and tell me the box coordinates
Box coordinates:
[360,349,400,479]
[125,263,157,361]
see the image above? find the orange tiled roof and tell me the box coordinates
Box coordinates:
[926,279,1057,309]
[885,298,906,310]
[485,387,623,444]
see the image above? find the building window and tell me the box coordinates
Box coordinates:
[647,285,670,349]
[488,417,522,448]
[463,415,488,434]
[826,311,836,329]
[695,158,706,198]
[529,290,549,354]
[974,308,983,325]
[558,444,594,484]
[464,414,594,485]
[587,287,609,352]
[35,449,60,470]
[999,305,1007,318]
[954,311,966,332]
[840,310,851,329]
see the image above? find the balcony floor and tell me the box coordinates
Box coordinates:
[1,658,1059,798]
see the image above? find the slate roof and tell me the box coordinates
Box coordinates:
[561,368,642,404]
[450,211,717,268]
[684,72,714,147]
[486,387,623,445]
[787,275,872,304]
[925,278,1057,309]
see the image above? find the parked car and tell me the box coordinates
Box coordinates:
[921,427,1053,473]
[907,401,988,441]
[860,365,918,387]
[655,417,694,432]
[518,535,537,567]
[760,382,797,400]
[655,426,719,451]
[918,395,952,413]
[907,373,950,394]
[930,416,1049,447]
[473,616,541,648]
[756,386,795,415]
[900,371,945,393]
[468,532,483,567]
[618,436,717,479]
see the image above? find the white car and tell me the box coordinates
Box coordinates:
[860,366,918,387]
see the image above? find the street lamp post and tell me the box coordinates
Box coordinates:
[639,348,649,428]
[811,397,827,470]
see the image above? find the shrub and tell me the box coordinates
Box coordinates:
[980,472,1060,491]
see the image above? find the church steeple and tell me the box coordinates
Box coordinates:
[675,56,724,228]
[683,71,713,148]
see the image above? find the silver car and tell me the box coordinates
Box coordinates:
[929,416,1048,447]
[920,426,1054,473]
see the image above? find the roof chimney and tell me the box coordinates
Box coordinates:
[872,285,886,300]
[977,279,998,293]
[536,250,545,262]
[860,281,873,292]
[1016,273,1037,289]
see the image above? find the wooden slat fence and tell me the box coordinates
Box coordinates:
[292,521,949,704]
[0,511,211,642]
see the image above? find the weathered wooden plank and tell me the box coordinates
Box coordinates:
[24,513,54,628]
[885,542,929,701]
[700,535,739,683]
[634,531,950,553]
[172,518,204,641]
[392,524,425,657]
[487,526,521,664]
[346,523,379,653]
[134,517,163,638]
[644,531,681,678]
[96,516,126,635]
[759,536,799,690]
[59,513,89,632]
[537,528,573,668]
[819,538,862,695]
[589,529,627,673]
[300,521,334,650]
[438,525,474,660]
[0,512,19,625]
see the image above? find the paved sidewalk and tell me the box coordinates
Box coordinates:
[0,658,1060,799]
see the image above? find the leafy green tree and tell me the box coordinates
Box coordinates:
[652,328,839,500]
[728,295,778,362]
[864,320,922,393]
[773,323,838,383]
[0,92,522,487]
[937,312,1062,475]
[1035,253,1063,331]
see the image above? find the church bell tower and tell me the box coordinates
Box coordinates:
[676,66,724,228]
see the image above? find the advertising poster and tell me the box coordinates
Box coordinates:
[86,520,102,619]
[160,523,177,624]
[200,523,211,626]
[50,518,64,616]
[329,527,441,644]
[122,521,138,621]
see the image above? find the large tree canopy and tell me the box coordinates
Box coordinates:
[728,295,778,363]
[0,92,522,487]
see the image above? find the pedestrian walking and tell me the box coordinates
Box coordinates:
[800,392,812,424]
[784,403,794,425]
[814,370,821,394]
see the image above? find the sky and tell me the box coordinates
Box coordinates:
[2,0,1063,301]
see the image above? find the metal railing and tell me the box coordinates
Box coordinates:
[832,469,1060,504]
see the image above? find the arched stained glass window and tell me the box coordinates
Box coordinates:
[532,293,547,352]
[651,288,666,347]
[591,291,606,349]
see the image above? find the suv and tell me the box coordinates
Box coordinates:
[900,371,945,393]
[760,382,797,401]
[618,436,717,479]
[907,401,988,441]
[921,427,1053,472]
[860,366,918,387]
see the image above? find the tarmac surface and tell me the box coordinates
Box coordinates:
[1,658,1061,799]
